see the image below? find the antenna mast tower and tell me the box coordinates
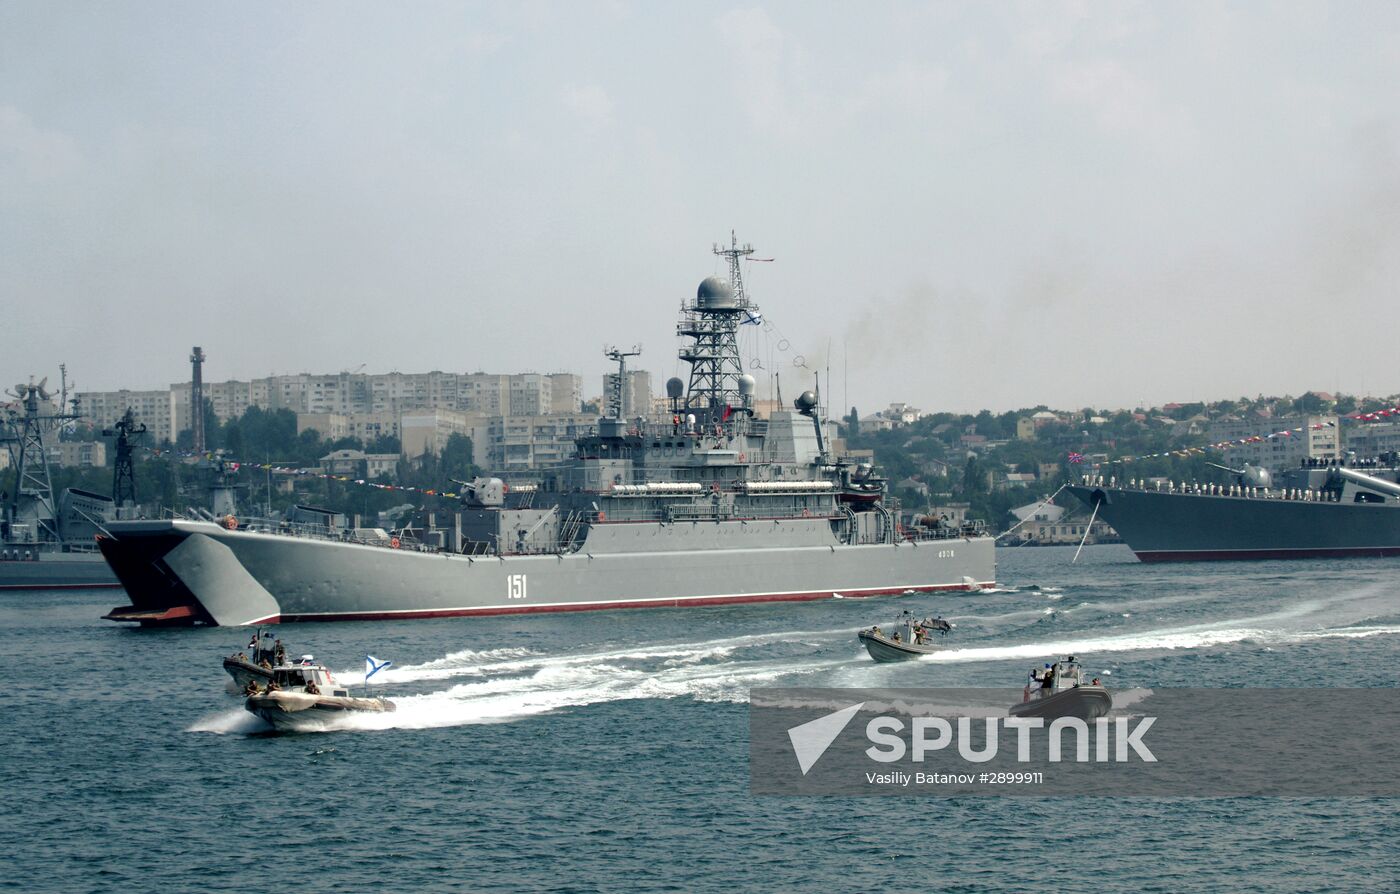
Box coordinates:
[105,408,147,511]
[2,377,80,542]
[678,231,756,424]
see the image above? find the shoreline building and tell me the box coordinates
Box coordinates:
[602,370,653,419]
[74,390,178,445]
[1204,414,1340,467]
[80,370,591,447]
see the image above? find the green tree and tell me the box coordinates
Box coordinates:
[963,455,985,494]
[439,433,477,481]
[223,422,244,458]
[365,434,402,455]
[1295,392,1326,414]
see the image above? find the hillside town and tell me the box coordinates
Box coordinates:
[6,354,1400,539]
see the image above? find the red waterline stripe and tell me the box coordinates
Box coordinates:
[0,581,122,591]
[261,582,991,624]
[1137,546,1400,562]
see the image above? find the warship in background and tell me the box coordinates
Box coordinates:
[100,236,997,626]
[0,376,119,590]
[1067,454,1400,562]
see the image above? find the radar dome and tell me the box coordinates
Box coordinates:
[696,276,737,309]
[794,391,818,412]
[665,377,685,399]
[737,374,756,396]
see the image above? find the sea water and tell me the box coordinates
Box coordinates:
[2,544,1398,892]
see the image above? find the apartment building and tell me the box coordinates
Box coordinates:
[1204,414,1341,467]
[74,389,177,444]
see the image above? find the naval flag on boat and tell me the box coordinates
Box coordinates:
[365,655,392,681]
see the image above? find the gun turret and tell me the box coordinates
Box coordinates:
[456,477,505,508]
[1206,462,1271,488]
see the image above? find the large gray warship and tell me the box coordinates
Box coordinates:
[100,238,996,626]
[1,377,119,590]
[1066,456,1400,562]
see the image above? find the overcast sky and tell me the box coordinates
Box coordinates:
[3,2,1398,414]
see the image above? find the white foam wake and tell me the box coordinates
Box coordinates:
[342,625,854,685]
[321,652,852,733]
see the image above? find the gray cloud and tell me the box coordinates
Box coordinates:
[2,2,1398,414]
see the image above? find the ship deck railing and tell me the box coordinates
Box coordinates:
[1079,475,1345,502]
[173,514,441,552]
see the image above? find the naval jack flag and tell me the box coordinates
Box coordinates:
[365,655,392,682]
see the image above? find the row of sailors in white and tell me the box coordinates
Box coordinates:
[1081,475,1344,501]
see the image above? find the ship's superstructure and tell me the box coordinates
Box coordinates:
[1067,454,1400,562]
[99,238,995,626]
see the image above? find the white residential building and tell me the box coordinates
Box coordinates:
[1205,414,1340,467]
[75,389,177,444]
[602,370,653,419]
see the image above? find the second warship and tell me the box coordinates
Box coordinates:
[1067,456,1400,562]
[99,237,996,626]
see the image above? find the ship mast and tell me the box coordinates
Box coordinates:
[105,407,147,513]
[604,345,642,420]
[678,232,756,425]
[2,377,80,542]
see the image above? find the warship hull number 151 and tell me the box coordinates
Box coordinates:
[100,237,995,626]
